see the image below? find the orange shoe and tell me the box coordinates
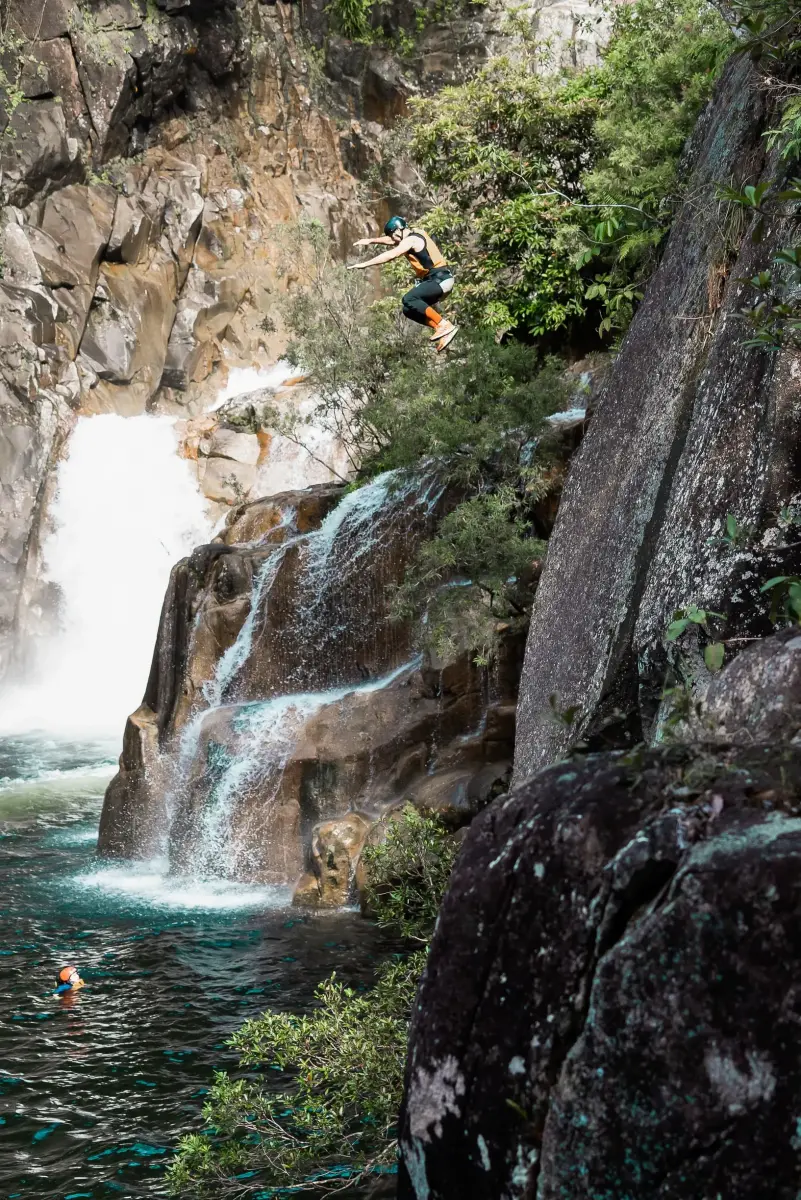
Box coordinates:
[436,326,459,352]
[431,319,454,341]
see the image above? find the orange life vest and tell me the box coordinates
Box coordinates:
[405,229,447,279]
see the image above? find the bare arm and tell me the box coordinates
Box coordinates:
[353,235,395,248]
[348,234,417,270]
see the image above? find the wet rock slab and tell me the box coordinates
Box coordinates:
[399,742,801,1200]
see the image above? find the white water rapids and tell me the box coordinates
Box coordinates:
[0,414,213,737]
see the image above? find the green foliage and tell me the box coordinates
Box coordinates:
[762,574,801,623]
[266,219,566,659]
[766,98,801,162]
[666,605,727,673]
[717,180,772,209]
[727,0,801,64]
[327,0,376,41]
[398,0,732,341]
[167,954,421,1196]
[707,512,754,549]
[169,811,457,1196]
[666,603,726,642]
[737,243,801,349]
[362,805,460,939]
[394,489,547,663]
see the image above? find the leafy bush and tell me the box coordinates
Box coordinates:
[167,954,421,1196]
[398,0,733,341]
[168,810,456,1196]
[328,0,375,40]
[361,804,460,939]
[393,489,548,663]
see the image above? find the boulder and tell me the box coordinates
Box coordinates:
[38,184,117,285]
[8,0,72,41]
[0,97,79,205]
[293,811,371,908]
[694,627,801,744]
[198,457,258,504]
[399,743,801,1200]
[98,705,166,858]
[106,194,163,266]
[162,265,246,390]
[221,485,343,544]
[206,427,261,465]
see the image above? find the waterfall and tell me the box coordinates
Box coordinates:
[0,414,212,737]
[234,470,444,699]
[153,471,444,883]
[176,659,421,881]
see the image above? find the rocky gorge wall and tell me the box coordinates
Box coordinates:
[398,48,801,1200]
[513,51,801,777]
[0,0,610,686]
[0,0,371,680]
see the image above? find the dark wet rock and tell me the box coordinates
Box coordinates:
[514,55,801,781]
[98,705,166,857]
[399,743,801,1200]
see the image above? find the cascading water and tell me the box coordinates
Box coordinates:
[178,659,421,880]
[0,414,212,737]
[156,471,445,882]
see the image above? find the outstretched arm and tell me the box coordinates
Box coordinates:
[348,234,417,270]
[353,236,394,248]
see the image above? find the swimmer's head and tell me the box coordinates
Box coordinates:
[57,965,82,988]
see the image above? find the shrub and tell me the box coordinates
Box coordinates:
[361,804,460,939]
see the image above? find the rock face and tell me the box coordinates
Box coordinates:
[399,739,801,1200]
[99,476,520,895]
[0,0,610,684]
[0,0,372,679]
[513,54,801,780]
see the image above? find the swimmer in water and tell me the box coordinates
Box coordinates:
[53,966,85,996]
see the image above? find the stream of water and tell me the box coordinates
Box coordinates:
[0,739,392,1199]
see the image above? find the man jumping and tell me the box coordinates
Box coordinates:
[348,216,458,351]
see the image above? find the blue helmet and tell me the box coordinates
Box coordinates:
[384,215,408,236]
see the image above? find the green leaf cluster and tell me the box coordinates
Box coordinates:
[167,954,420,1196]
[361,804,460,939]
[399,0,733,341]
[762,574,801,623]
[393,488,548,664]
[665,604,727,672]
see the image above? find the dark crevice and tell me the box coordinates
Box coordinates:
[595,857,679,960]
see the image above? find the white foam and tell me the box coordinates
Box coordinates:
[0,764,116,792]
[74,857,290,911]
[0,414,213,737]
[210,363,296,411]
